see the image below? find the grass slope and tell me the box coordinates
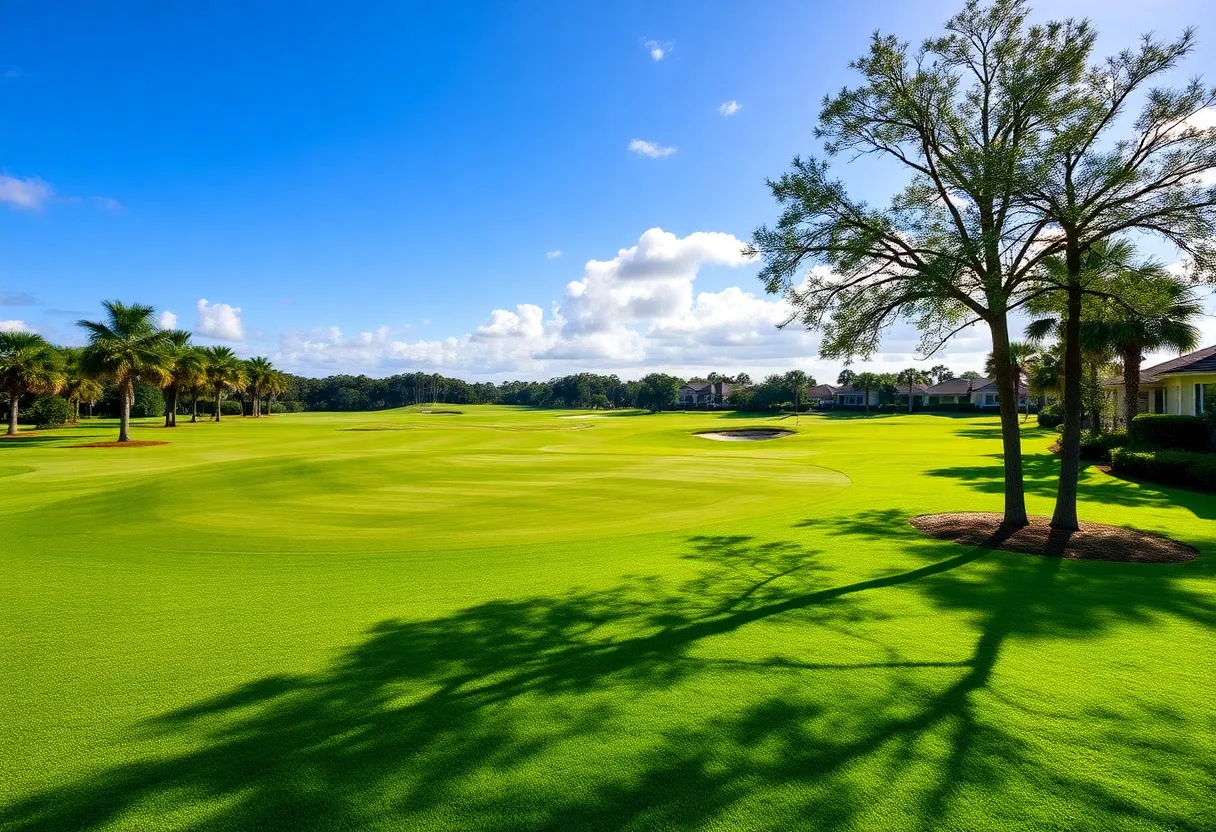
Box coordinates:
[1,407,1213,832]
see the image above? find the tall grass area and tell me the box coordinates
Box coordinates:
[2,407,1212,831]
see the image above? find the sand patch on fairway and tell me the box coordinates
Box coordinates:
[695,428,795,441]
[75,441,170,449]
[911,513,1196,563]
[557,414,609,419]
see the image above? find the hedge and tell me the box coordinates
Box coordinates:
[30,396,71,430]
[1078,430,1130,462]
[1128,414,1212,451]
[1037,402,1062,429]
[1109,447,1216,491]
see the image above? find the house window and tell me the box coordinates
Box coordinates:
[1154,390,1165,414]
[1196,384,1204,416]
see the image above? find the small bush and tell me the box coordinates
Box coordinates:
[30,396,71,429]
[1037,402,1062,429]
[1128,414,1211,451]
[1078,430,1129,462]
[1110,447,1216,491]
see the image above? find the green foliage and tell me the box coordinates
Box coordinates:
[635,373,680,413]
[1077,430,1129,462]
[1110,447,1216,491]
[923,402,978,414]
[132,382,166,418]
[1129,414,1212,452]
[30,395,71,429]
[1037,402,1062,429]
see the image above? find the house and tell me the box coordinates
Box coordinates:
[1102,344,1216,426]
[828,384,881,407]
[678,380,735,407]
[893,383,932,408]
[805,384,839,405]
[925,377,1029,409]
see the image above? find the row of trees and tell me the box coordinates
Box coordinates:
[750,0,1216,531]
[0,301,289,442]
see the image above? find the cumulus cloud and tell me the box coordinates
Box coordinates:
[0,319,31,332]
[195,299,244,341]
[628,139,676,158]
[159,310,178,330]
[718,100,741,117]
[0,175,54,210]
[546,250,562,259]
[643,40,669,61]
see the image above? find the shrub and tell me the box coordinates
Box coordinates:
[1128,414,1211,451]
[1110,447,1216,491]
[30,396,71,430]
[221,399,244,416]
[267,401,305,414]
[1077,430,1129,462]
[1037,402,1062,429]
[923,402,977,413]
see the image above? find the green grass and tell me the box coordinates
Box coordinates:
[1,407,1213,832]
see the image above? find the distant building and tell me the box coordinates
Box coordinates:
[1102,344,1216,426]
[678,381,735,407]
[925,377,1028,408]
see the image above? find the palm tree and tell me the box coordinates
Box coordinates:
[262,370,288,415]
[984,341,1039,420]
[158,330,196,427]
[0,331,64,435]
[202,346,247,422]
[928,364,953,385]
[59,347,104,424]
[77,301,170,442]
[836,369,856,387]
[853,371,882,416]
[1082,269,1202,430]
[244,356,274,417]
[896,368,929,413]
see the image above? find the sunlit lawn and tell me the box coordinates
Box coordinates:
[2,406,1212,831]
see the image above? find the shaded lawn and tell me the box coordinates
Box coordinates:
[1,408,1213,831]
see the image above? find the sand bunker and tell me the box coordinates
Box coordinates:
[695,428,795,442]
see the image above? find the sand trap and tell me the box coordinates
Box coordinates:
[420,409,463,415]
[557,414,608,419]
[695,428,795,442]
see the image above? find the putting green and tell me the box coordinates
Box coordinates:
[1,407,1213,832]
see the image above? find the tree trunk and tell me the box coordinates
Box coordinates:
[988,317,1029,528]
[164,386,174,427]
[74,399,80,424]
[118,379,132,442]
[191,393,198,423]
[7,392,18,435]
[215,390,222,422]
[1051,281,1084,532]
[1121,345,1140,433]
[1088,361,1103,435]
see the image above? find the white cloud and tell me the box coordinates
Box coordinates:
[718,100,741,117]
[546,250,562,259]
[195,299,244,342]
[0,175,54,210]
[628,139,676,159]
[158,311,178,330]
[0,319,31,332]
[643,40,669,61]
[91,196,124,213]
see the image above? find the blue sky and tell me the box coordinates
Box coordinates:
[2,0,1214,381]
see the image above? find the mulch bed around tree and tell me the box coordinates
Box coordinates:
[910,512,1197,564]
[75,441,170,449]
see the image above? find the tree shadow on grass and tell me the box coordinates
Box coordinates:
[0,434,79,449]
[3,520,1213,831]
[926,452,1216,522]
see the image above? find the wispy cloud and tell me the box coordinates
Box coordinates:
[546,250,562,259]
[0,291,36,307]
[2,66,19,81]
[643,40,670,61]
[0,320,31,332]
[91,196,124,214]
[0,175,54,211]
[628,139,676,159]
[718,100,741,117]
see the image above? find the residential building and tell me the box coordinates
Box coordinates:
[925,377,1028,409]
[678,380,735,407]
[1102,344,1216,426]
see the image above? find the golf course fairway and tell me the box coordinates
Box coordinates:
[2,407,1213,831]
